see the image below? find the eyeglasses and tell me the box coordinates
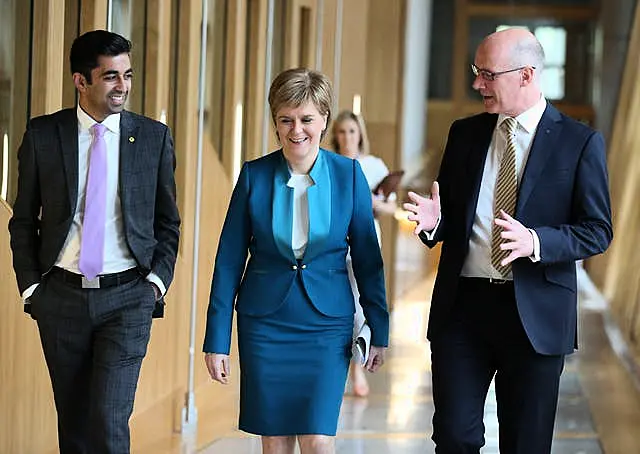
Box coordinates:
[471,63,535,81]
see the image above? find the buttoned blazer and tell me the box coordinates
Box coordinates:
[203,149,389,354]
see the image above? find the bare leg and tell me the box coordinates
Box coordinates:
[350,360,369,397]
[262,435,296,454]
[298,435,335,454]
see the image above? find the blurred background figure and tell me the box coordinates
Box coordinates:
[332,110,397,397]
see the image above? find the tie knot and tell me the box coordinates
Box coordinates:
[92,123,107,138]
[502,117,518,135]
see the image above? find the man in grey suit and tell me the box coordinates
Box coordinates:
[8,30,180,453]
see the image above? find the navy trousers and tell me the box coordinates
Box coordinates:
[430,277,565,454]
[30,269,156,454]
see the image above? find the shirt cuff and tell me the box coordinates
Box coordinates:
[145,272,167,297]
[22,283,39,302]
[528,228,541,262]
[419,213,441,241]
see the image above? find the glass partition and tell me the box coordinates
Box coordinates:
[204,0,229,159]
[0,0,32,204]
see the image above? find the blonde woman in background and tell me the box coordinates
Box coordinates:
[332,110,396,397]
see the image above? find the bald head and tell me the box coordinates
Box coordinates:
[481,28,545,73]
[472,28,545,116]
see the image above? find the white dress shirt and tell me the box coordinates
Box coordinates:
[287,173,314,259]
[23,106,165,300]
[461,96,547,279]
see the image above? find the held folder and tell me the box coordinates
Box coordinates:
[373,170,404,200]
[353,323,371,366]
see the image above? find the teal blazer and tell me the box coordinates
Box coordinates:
[203,149,389,354]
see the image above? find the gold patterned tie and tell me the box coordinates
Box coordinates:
[491,117,518,275]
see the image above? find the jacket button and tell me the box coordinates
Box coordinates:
[292,265,298,270]
[301,264,307,269]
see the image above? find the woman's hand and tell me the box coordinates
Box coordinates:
[372,191,397,216]
[365,346,387,373]
[205,353,230,384]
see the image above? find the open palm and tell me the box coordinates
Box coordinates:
[403,181,441,234]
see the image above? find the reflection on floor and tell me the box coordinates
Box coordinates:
[199,231,640,454]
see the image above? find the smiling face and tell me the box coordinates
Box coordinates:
[276,101,328,173]
[74,53,132,122]
[334,118,361,159]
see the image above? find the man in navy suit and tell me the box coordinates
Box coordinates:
[404,28,612,453]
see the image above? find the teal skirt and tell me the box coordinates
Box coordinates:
[237,275,353,436]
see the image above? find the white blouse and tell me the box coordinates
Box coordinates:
[357,154,389,192]
[287,173,314,259]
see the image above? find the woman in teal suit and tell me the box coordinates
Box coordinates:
[203,68,389,454]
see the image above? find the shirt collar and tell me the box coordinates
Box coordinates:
[76,105,121,134]
[498,95,547,134]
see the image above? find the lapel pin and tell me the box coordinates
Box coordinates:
[129,136,135,143]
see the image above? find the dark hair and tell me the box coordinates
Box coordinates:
[70,30,131,83]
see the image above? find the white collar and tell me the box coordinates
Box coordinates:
[497,95,547,134]
[77,105,121,134]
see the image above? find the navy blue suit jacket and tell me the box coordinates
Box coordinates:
[422,104,612,355]
[203,149,389,355]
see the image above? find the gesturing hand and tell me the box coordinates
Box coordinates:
[205,353,230,384]
[494,210,534,265]
[403,181,441,235]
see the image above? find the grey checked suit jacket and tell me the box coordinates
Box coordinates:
[8,108,180,313]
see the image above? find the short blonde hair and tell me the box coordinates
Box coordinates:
[331,110,371,156]
[268,68,333,139]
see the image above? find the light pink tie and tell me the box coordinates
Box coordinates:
[79,123,107,280]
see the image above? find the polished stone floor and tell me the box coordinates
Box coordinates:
[196,232,640,454]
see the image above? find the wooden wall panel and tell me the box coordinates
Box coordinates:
[130,0,202,438]
[319,0,337,80]
[0,201,58,453]
[363,0,405,307]
[31,0,65,116]
[144,0,173,121]
[80,0,108,33]
[244,0,268,161]
[337,0,368,111]
[588,4,640,362]
[221,0,248,177]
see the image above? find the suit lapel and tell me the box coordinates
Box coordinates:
[118,111,141,209]
[516,104,563,213]
[272,152,296,261]
[57,109,79,209]
[465,114,498,237]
